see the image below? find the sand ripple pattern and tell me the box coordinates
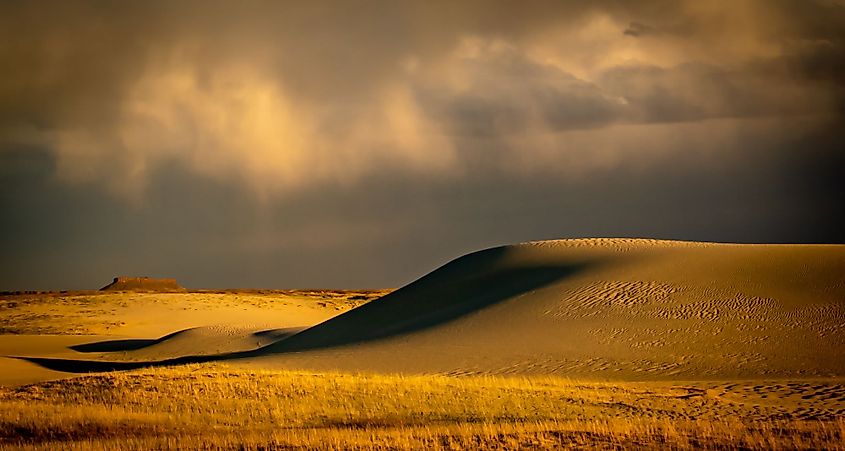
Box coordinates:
[536,279,845,378]
[547,280,808,325]
[526,238,712,251]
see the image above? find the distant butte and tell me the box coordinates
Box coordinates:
[100,276,186,292]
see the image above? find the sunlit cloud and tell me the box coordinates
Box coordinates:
[1,0,842,201]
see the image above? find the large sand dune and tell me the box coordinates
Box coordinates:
[238,238,845,379]
[13,239,845,381]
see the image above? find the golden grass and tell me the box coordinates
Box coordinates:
[1,364,843,450]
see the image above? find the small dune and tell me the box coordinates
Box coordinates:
[70,326,305,360]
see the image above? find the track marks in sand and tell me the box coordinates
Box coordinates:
[546,280,782,323]
[546,279,845,345]
[408,373,845,423]
[704,382,845,420]
[548,281,680,316]
[533,277,845,378]
[443,356,687,378]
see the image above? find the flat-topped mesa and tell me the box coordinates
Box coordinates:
[100,276,186,292]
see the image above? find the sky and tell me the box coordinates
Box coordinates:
[1,0,844,290]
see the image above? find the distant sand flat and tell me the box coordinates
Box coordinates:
[243,239,845,380]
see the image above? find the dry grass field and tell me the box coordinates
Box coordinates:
[2,366,844,450]
[2,239,844,449]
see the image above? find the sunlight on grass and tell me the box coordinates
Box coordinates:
[2,364,842,449]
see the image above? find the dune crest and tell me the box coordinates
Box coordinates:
[522,237,711,249]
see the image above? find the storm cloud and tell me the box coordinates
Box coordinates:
[1,0,843,289]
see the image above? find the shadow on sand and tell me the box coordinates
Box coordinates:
[12,246,598,374]
[68,329,193,353]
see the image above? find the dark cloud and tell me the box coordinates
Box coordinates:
[422,46,626,136]
[597,61,833,123]
[623,22,658,37]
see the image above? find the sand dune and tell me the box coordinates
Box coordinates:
[12,238,845,381]
[250,238,845,379]
[70,326,305,360]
